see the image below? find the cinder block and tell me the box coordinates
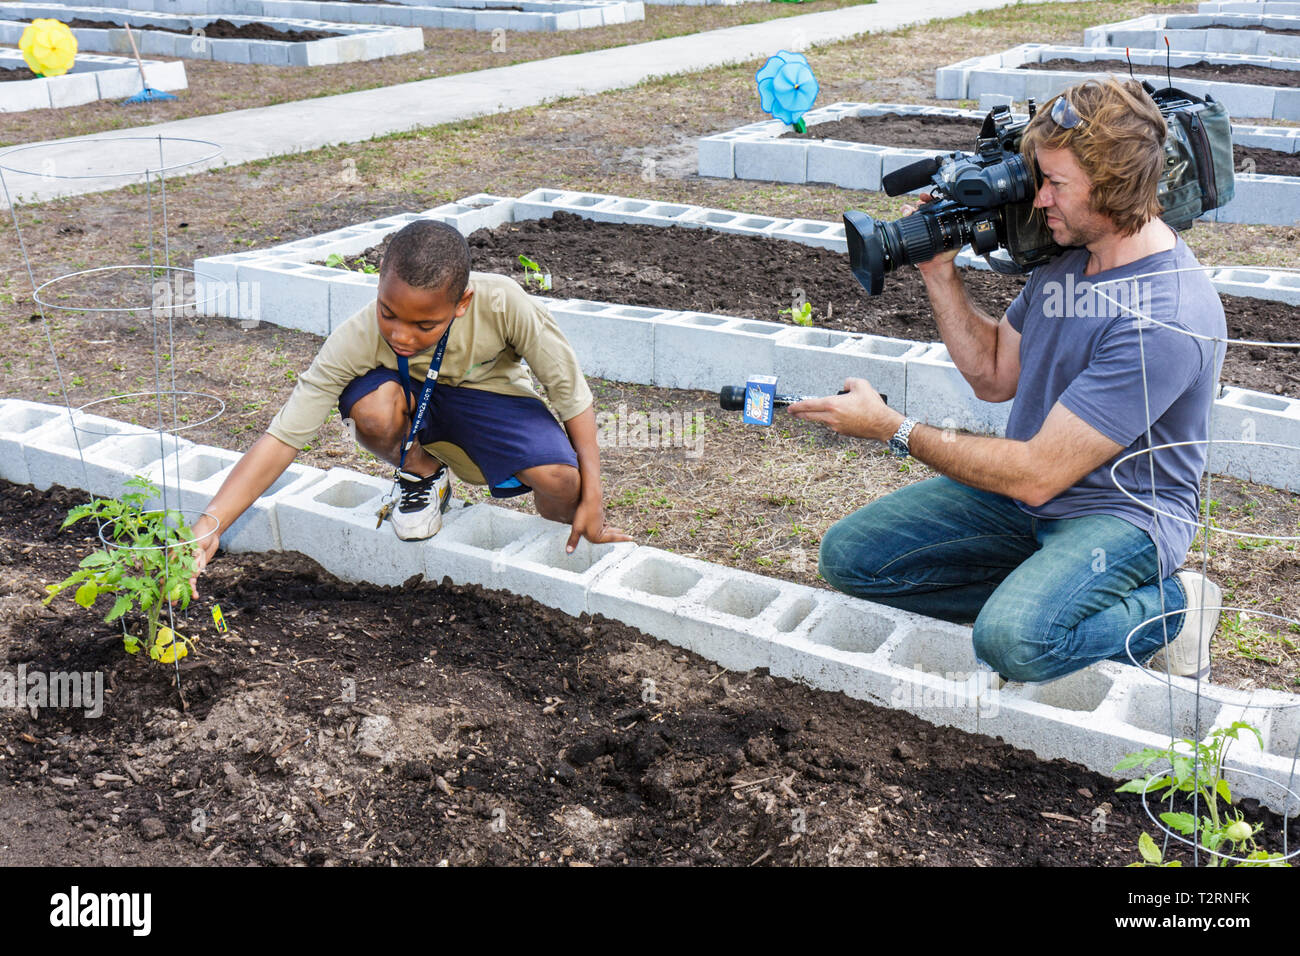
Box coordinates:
[0,75,52,112]
[733,140,808,184]
[489,524,637,617]
[1276,87,1300,120]
[0,400,63,485]
[47,71,101,108]
[22,413,153,494]
[548,300,663,385]
[140,444,326,553]
[1208,174,1300,225]
[769,218,846,252]
[238,260,332,335]
[652,313,783,391]
[806,141,886,191]
[934,65,968,100]
[422,503,553,589]
[140,59,187,93]
[249,38,292,65]
[328,270,379,332]
[774,328,922,404]
[277,468,431,585]
[1208,386,1300,490]
[904,342,1012,435]
[697,135,737,179]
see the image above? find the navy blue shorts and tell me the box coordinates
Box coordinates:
[338,368,578,499]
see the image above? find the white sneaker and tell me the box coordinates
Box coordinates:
[390,468,451,541]
[1147,570,1221,680]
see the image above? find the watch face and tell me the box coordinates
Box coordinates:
[889,438,908,457]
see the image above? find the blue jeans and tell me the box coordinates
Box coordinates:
[818,476,1188,682]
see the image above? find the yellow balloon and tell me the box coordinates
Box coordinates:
[19,19,78,78]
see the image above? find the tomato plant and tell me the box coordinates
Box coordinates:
[43,476,200,662]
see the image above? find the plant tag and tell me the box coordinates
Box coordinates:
[743,375,778,427]
[212,604,228,633]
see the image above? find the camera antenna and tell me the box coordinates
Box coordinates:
[1165,36,1173,89]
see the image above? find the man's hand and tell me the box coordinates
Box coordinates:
[902,193,960,281]
[566,497,633,553]
[787,378,904,443]
[189,514,221,599]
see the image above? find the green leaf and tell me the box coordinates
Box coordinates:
[78,551,112,570]
[1159,812,1198,836]
[1172,755,1193,788]
[518,254,539,272]
[105,594,134,623]
[74,581,98,609]
[1138,832,1163,864]
[123,635,140,655]
[1216,778,1232,804]
[325,253,346,268]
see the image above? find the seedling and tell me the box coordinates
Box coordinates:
[517,255,552,291]
[44,476,201,663]
[325,253,378,275]
[1115,721,1290,867]
[780,301,814,326]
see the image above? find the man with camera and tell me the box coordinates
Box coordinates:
[790,76,1227,684]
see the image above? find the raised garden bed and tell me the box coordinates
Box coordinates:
[699,102,1300,225]
[1085,12,1300,58]
[0,4,424,64]
[938,43,1300,122]
[322,210,1300,398]
[0,45,187,110]
[55,0,643,32]
[4,478,1298,865]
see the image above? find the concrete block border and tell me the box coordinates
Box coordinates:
[1203,2,1300,13]
[192,189,1300,489]
[6,394,1297,813]
[0,47,186,112]
[696,101,1300,226]
[937,42,1300,122]
[53,0,645,31]
[0,4,424,65]
[1086,13,1300,59]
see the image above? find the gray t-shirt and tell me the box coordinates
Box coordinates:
[1004,236,1226,575]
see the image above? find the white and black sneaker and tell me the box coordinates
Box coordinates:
[1147,570,1221,681]
[390,467,452,541]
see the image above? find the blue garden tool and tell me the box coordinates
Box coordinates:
[121,23,177,104]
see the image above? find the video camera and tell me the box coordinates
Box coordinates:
[843,82,1236,295]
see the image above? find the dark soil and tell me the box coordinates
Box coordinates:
[322,211,1300,396]
[1024,58,1300,89]
[52,18,343,41]
[6,480,1294,867]
[782,113,1300,177]
[0,66,39,83]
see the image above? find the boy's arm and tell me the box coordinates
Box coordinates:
[189,433,299,596]
[562,405,631,552]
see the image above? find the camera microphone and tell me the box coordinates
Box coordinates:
[882,156,943,197]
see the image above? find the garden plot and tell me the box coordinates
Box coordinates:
[698,101,1300,226]
[193,189,1300,490]
[4,411,1300,819]
[0,3,423,64]
[60,0,643,31]
[0,44,184,109]
[937,42,1300,122]
[1085,12,1300,58]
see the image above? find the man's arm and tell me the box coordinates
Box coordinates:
[917,256,1022,403]
[787,380,1122,507]
[561,404,631,552]
[189,433,299,596]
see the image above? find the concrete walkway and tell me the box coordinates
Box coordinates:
[0,0,1025,205]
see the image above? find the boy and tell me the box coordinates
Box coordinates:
[189,219,630,593]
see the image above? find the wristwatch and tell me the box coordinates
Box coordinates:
[889,418,918,458]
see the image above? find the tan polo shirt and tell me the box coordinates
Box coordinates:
[266,272,594,453]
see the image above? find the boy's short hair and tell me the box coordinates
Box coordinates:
[380,219,471,302]
[1020,75,1166,237]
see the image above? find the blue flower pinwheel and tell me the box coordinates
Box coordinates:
[755,50,819,133]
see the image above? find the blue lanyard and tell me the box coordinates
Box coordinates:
[394,323,452,474]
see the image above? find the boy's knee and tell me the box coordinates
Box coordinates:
[348,382,407,445]
[526,463,581,503]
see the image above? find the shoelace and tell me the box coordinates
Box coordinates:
[397,472,438,513]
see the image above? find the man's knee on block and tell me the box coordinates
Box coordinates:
[971,613,1057,683]
[819,519,889,596]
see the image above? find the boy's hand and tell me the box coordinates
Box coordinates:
[189,514,221,599]
[566,498,632,553]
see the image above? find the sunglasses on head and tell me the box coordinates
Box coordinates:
[1049,94,1089,133]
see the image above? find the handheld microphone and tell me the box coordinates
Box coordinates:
[719,382,882,427]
